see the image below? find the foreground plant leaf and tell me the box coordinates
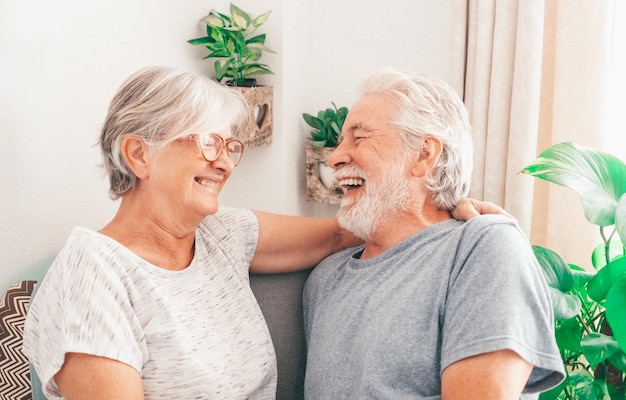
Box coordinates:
[555,317,583,352]
[591,238,625,270]
[521,142,626,227]
[549,287,582,320]
[588,256,626,302]
[615,194,626,247]
[533,245,574,291]
[581,332,621,367]
[606,276,626,353]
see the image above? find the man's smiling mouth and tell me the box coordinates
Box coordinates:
[337,177,364,192]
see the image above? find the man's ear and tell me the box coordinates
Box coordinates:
[121,135,151,179]
[411,136,443,178]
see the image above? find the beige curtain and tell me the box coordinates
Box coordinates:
[449,0,614,268]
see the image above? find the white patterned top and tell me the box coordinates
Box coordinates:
[24,207,277,399]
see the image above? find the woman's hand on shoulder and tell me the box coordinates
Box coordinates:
[451,198,515,222]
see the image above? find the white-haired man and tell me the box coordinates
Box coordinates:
[302,68,565,399]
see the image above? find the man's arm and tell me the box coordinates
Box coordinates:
[441,349,532,399]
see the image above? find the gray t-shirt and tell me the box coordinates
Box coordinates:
[303,215,565,399]
[24,207,277,400]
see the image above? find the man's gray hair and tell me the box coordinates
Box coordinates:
[99,66,248,199]
[359,67,473,210]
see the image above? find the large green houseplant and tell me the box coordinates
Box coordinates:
[303,102,349,204]
[522,142,626,399]
[188,3,274,87]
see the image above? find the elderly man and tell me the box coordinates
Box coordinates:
[302,68,565,399]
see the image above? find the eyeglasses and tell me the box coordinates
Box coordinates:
[188,134,244,166]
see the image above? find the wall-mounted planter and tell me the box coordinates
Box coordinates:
[305,145,343,204]
[230,85,273,148]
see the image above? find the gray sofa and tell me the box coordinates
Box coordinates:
[250,269,311,400]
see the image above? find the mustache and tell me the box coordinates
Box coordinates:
[334,165,367,181]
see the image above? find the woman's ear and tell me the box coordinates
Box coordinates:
[121,135,151,179]
[411,136,443,178]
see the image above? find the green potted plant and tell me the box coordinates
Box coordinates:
[188,3,274,147]
[188,3,274,87]
[302,102,349,204]
[521,142,626,399]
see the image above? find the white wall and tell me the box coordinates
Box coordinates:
[0,0,451,290]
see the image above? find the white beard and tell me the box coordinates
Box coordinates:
[337,157,412,241]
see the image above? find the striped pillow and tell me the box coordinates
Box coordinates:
[0,280,37,400]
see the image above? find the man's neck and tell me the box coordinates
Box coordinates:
[360,207,451,259]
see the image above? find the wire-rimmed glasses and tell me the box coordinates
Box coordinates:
[189,134,244,166]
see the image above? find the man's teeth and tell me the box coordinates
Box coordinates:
[337,178,364,188]
[196,178,219,189]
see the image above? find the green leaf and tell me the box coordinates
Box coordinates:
[588,256,626,302]
[246,34,266,44]
[202,14,225,28]
[253,10,271,27]
[214,58,233,81]
[550,287,582,320]
[230,4,251,28]
[615,194,626,247]
[213,11,232,25]
[521,142,626,227]
[533,245,574,291]
[187,36,215,45]
[571,265,596,289]
[303,114,324,130]
[581,332,621,367]
[203,49,230,59]
[309,130,326,141]
[246,42,275,53]
[539,379,565,399]
[308,140,328,148]
[241,64,272,78]
[578,380,610,400]
[605,276,626,353]
[592,238,625,270]
[567,370,610,400]
[607,383,626,400]
[556,317,583,352]
[608,350,626,373]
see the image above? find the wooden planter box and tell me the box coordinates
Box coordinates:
[230,85,273,148]
[305,145,343,204]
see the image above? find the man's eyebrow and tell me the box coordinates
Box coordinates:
[348,122,369,132]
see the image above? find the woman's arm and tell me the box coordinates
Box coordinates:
[55,353,144,400]
[249,199,508,274]
[249,211,361,274]
[451,198,513,221]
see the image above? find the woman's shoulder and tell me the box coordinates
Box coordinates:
[201,207,256,231]
[197,207,259,264]
[58,226,134,260]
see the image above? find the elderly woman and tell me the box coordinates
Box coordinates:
[23,66,500,400]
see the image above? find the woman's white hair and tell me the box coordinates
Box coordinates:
[358,67,473,210]
[99,66,248,199]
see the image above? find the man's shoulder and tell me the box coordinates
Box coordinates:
[460,214,520,236]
